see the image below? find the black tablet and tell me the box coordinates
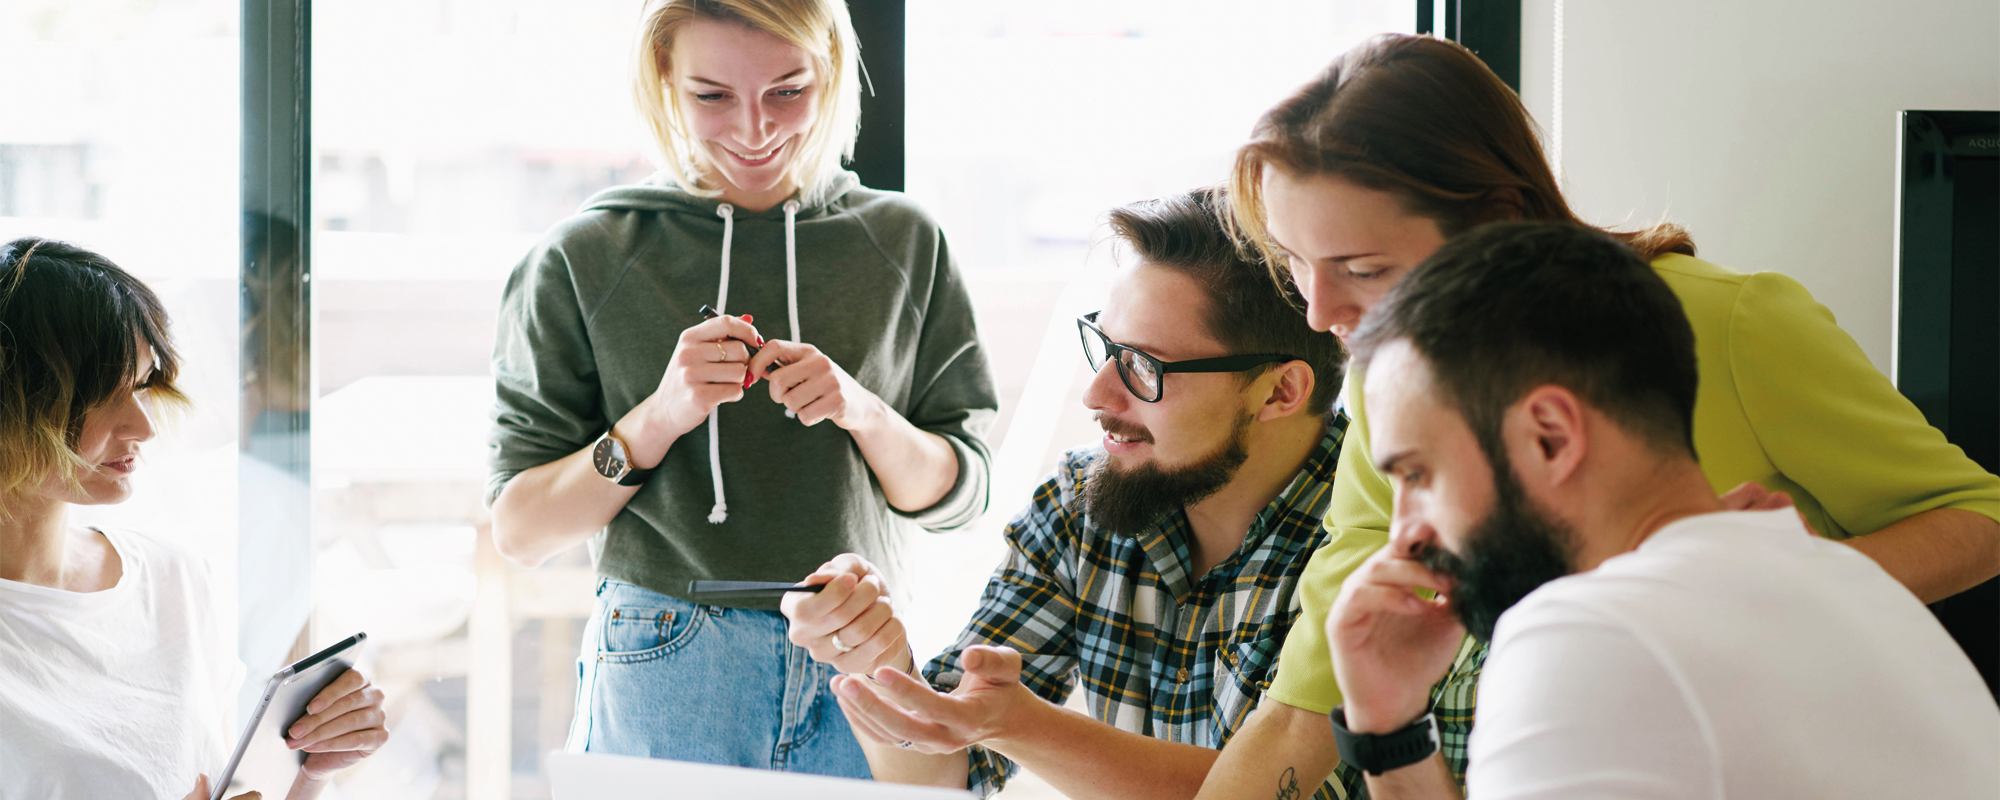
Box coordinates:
[211,632,367,800]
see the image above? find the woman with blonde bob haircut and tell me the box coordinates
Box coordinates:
[0,238,389,800]
[1192,34,2000,799]
[633,0,862,207]
[488,0,996,779]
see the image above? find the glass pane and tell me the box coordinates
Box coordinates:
[0,0,246,706]
[901,4,1411,794]
[309,2,648,797]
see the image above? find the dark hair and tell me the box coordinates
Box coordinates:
[1349,221,1698,461]
[1107,187,1346,415]
[1227,34,1694,288]
[0,237,186,499]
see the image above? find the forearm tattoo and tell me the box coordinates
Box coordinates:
[1275,766,1302,800]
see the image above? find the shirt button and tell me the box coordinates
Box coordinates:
[1225,651,1239,666]
[1176,667,1190,684]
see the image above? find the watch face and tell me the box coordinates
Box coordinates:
[592,435,626,479]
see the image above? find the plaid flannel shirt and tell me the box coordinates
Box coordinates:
[922,415,1364,798]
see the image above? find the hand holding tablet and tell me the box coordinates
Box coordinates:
[212,633,390,800]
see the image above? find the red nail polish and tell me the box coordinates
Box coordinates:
[741,313,755,323]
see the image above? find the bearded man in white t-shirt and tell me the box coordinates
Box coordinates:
[1321,221,2000,799]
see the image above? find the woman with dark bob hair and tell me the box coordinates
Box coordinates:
[1193,34,2000,798]
[0,238,389,799]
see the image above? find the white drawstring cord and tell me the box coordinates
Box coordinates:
[707,203,735,524]
[782,200,802,420]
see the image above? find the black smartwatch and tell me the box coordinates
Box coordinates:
[591,431,655,486]
[1328,705,1439,776]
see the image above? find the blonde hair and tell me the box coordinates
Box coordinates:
[0,238,189,507]
[634,0,862,206]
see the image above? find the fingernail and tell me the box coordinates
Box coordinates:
[741,313,755,323]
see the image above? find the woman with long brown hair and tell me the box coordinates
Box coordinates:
[1193,34,2000,798]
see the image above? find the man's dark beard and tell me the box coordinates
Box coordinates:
[1082,411,1253,536]
[1418,459,1578,642]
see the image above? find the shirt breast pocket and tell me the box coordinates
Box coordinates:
[1213,634,1285,735]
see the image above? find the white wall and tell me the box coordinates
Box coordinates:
[1519,0,2000,374]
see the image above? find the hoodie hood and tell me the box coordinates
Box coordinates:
[580,169,863,221]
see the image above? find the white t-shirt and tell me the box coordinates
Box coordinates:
[0,528,241,800]
[1470,509,2000,799]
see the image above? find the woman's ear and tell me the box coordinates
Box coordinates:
[1258,361,1317,421]
[1482,187,1527,223]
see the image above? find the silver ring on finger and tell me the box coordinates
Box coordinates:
[830,633,855,654]
[896,740,914,749]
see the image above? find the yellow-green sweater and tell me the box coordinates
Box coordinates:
[1268,253,2000,713]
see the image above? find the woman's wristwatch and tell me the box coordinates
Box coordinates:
[591,430,655,486]
[1328,704,1440,776]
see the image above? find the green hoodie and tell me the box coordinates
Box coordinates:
[487,171,997,610]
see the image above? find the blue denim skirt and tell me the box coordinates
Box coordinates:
[565,578,872,778]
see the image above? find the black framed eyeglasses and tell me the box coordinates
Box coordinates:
[1077,311,1300,403]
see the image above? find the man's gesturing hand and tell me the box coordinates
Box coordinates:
[1327,540,1465,733]
[830,645,1037,755]
[781,554,913,676]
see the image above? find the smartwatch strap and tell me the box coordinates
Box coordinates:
[1329,705,1440,776]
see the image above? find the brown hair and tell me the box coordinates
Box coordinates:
[1108,188,1346,415]
[1225,34,1692,284]
[0,237,188,502]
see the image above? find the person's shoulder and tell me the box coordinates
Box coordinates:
[827,185,952,272]
[1649,252,1749,286]
[1650,253,1825,315]
[97,528,215,594]
[1513,511,1821,624]
[832,185,944,232]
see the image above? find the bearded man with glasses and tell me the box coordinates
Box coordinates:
[779,188,1365,799]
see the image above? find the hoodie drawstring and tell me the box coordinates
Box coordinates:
[707,203,736,524]
[705,200,803,524]
[781,200,802,420]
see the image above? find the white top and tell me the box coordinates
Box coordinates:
[0,528,241,800]
[1470,509,2000,799]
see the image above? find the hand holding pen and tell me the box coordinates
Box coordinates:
[701,305,881,429]
[642,311,765,440]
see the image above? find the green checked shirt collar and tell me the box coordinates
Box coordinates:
[923,414,1367,798]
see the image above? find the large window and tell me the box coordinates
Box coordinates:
[0,0,250,709]
[3,2,1409,798]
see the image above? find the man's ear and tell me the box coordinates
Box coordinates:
[1256,361,1317,421]
[1507,385,1588,487]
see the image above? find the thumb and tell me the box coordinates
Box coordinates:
[963,645,1022,682]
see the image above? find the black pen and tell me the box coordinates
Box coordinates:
[698,304,785,369]
[687,580,829,602]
